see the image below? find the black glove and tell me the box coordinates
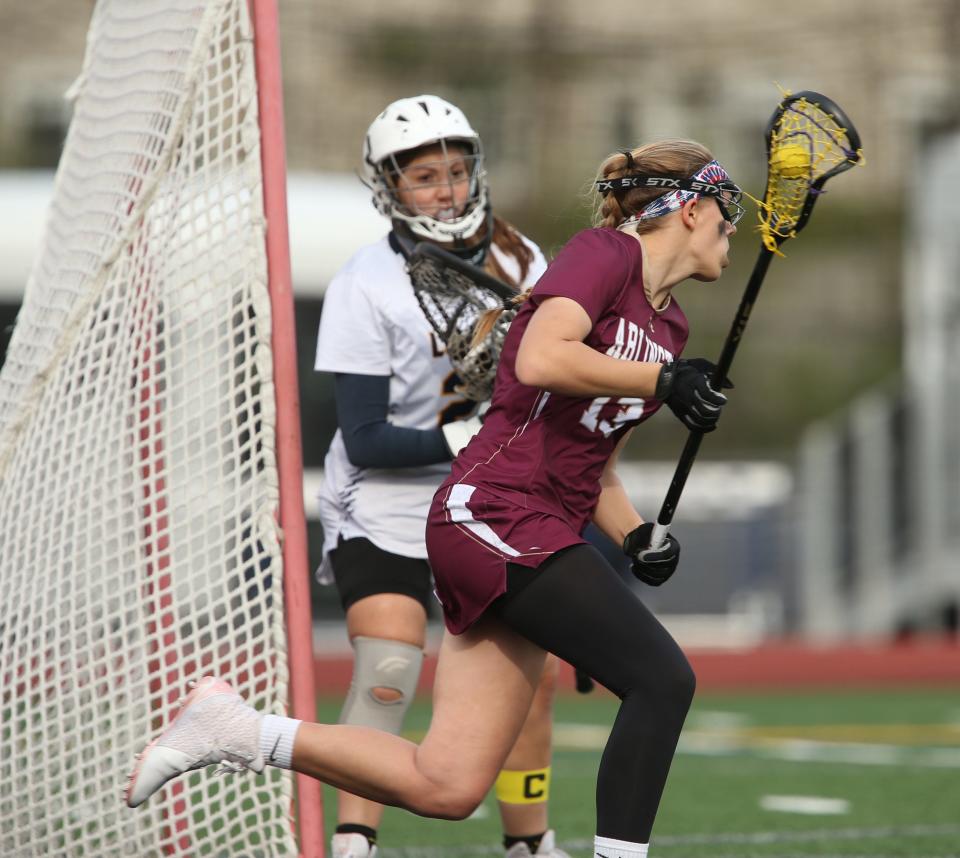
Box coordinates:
[655,358,733,433]
[623,522,681,586]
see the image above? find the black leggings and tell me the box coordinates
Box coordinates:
[488,543,695,844]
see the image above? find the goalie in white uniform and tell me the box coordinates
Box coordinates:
[314,95,571,858]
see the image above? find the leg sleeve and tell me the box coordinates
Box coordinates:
[489,544,695,843]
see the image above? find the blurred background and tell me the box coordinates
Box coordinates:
[1,0,958,646]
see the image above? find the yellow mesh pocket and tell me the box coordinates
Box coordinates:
[751,91,864,252]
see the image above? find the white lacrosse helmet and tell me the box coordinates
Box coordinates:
[362,94,489,243]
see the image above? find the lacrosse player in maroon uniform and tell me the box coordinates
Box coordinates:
[127,138,741,858]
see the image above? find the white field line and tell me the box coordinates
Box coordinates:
[377,823,960,857]
[678,733,960,769]
[759,794,851,815]
[644,822,960,850]
[551,722,960,769]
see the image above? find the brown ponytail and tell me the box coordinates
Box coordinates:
[470,215,535,347]
[483,215,533,288]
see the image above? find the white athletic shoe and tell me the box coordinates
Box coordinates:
[505,830,571,858]
[125,676,264,808]
[331,832,379,858]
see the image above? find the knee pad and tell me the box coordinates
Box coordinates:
[339,636,423,735]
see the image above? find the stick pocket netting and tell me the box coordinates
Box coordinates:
[754,95,862,251]
[408,254,516,402]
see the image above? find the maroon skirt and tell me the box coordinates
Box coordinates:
[426,481,585,634]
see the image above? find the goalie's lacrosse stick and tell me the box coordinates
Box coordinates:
[405,241,519,402]
[649,90,863,549]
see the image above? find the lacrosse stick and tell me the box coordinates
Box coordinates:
[649,90,864,549]
[405,241,519,402]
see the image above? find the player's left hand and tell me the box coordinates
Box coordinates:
[623,522,681,586]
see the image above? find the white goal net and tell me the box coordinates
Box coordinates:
[0,1,301,854]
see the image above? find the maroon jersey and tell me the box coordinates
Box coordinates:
[427,227,689,632]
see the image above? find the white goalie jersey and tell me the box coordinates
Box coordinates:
[315,232,546,571]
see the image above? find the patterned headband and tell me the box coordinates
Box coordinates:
[596,160,743,227]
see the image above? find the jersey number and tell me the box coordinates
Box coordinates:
[579,396,645,437]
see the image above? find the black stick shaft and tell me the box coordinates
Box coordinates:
[652,246,775,539]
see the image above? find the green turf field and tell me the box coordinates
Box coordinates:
[315,687,960,857]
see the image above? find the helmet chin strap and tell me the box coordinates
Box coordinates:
[391,207,493,267]
[446,207,493,266]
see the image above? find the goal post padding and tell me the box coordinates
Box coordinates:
[0,1,316,854]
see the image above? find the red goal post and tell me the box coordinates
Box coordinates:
[253,0,324,854]
[0,1,322,855]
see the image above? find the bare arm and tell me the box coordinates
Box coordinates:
[592,429,643,546]
[514,297,663,398]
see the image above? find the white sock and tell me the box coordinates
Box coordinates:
[594,834,648,858]
[259,714,302,769]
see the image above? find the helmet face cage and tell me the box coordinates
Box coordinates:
[380,137,489,242]
[362,95,490,243]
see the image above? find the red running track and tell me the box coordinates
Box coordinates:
[313,639,960,695]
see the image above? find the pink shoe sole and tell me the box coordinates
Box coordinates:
[125,676,237,807]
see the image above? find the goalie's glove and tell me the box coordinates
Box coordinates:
[655,358,733,433]
[623,522,681,586]
[440,414,483,457]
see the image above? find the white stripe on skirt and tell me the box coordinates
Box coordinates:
[446,483,521,557]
